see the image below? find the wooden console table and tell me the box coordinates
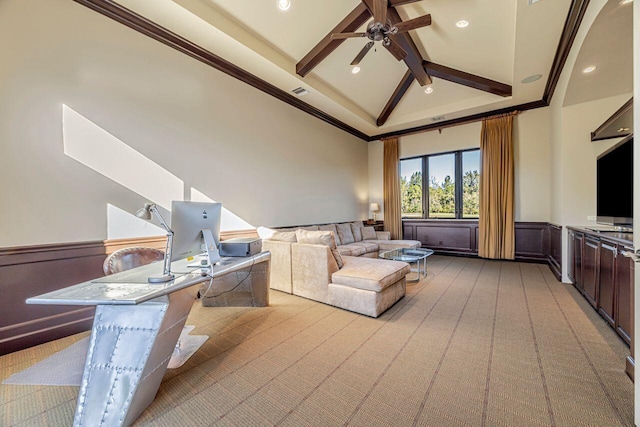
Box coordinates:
[26,252,270,427]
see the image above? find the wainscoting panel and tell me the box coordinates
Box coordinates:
[403,220,562,271]
[0,231,256,355]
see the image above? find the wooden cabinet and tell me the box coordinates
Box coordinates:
[567,227,634,349]
[582,237,599,308]
[598,241,616,325]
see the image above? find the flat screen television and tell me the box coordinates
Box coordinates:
[596,135,633,228]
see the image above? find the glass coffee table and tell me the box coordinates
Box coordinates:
[380,247,434,282]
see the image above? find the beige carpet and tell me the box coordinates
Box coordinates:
[0,256,633,426]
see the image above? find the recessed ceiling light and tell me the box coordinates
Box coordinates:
[582,65,597,74]
[277,0,291,11]
[352,66,361,74]
[456,20,469,28]
[521,74,542,84]
[424,86,434,94]
[528,0,541,4]
[620,0,633,5]
[618,127,630,133]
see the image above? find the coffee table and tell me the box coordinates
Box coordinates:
[380,247,434,281]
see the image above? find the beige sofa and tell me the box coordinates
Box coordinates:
[261,222,420,317]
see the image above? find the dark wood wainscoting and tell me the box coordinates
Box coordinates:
[0,230,257,356]
[403,220,562,278]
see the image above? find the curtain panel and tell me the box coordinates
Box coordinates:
[383,137,402,240]
[478,115,515,260]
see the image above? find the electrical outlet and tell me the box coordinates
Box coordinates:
[587,216,596,221]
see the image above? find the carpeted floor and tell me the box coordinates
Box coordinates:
[0,255,634,426]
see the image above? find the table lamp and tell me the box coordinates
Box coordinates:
[136,203,175,283]
[370,203,380,222]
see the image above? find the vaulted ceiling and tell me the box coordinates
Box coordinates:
[76,0,632,140]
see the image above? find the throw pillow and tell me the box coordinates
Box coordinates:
[336,223,355,245]
[361,226,377,240]
[318,224,341,246]
[295,229,344,269]
[351,223,363,242]
[269,231,298,242]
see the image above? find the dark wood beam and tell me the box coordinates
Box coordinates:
[370,100,547,141]
[362,0,431,86]
[423,61,512,97]
[544,0,590,103]
[389,0,422,6]
[296,4,370,77]
[73,0,369,141]
[377,70,415,126]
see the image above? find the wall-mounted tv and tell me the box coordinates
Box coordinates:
[596,135,633,228]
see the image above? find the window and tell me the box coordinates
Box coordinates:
[400,149,480,219]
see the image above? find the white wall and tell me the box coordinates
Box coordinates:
[368,108,552,222]
[0,0,369,247]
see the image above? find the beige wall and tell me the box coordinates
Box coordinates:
[368,108,552,222]
[0,0,369,247]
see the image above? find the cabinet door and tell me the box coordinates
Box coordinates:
[582,237,599,308]
[568,231,575,283]
[615,246,633,345]
[598,241,616,326]
[574,233,584,290]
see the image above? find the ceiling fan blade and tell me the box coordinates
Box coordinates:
[373,0,387,24]
[394,14,432,33]
[385,38,407,61]
[351,41,375,66]
[330,32,367,40]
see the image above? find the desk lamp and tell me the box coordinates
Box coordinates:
[136,203,174,283]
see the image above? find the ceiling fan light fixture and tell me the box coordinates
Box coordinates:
[277,0,291,11]
[456,20,469,28]
[582,65,597,74]
[351,66,361,74]
[424,86,434,94]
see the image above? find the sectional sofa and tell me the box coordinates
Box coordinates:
[260,222,421,317]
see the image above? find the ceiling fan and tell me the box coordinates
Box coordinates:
[330,0,432,67]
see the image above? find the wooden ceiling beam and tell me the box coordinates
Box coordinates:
[296,4,370,77]
[377,70,415,126]
[388,0,423,6]
[422,61,512,97]
[361,0,431,86]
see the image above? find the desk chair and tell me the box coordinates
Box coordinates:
[103,247,164,276]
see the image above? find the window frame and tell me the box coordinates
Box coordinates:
[400,148,480,220]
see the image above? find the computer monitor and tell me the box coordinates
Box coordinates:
[170,201,222,265]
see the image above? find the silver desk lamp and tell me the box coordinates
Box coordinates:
[136,203,175,283]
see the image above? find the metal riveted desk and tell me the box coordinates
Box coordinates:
[26,251,270,427]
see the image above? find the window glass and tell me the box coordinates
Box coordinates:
[428,153,455,218]
[462,150,480,218]
[400,158,423,218]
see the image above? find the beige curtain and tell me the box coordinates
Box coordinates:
[478,114,515,260]
[383,137,402,240]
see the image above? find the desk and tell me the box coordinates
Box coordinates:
[26,252,270,427]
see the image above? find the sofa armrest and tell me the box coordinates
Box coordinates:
[291,243,339,304]
[262,240,293,293]
[375,231,391,240]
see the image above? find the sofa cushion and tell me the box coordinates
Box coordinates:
[318,224,340,246]
[336,223,355,245]
[298,225,319,231]
[351,223,363,242]
[375,240,421,251]
[332,256,410,292]
[348,241,379,254]
[295,229,343,268]
[337,244,366,257]
[361,226,377,240]
[269,231,297,242]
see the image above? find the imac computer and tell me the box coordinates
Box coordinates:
[170,201,222,266]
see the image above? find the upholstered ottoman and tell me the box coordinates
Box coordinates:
[328,255,410,318]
